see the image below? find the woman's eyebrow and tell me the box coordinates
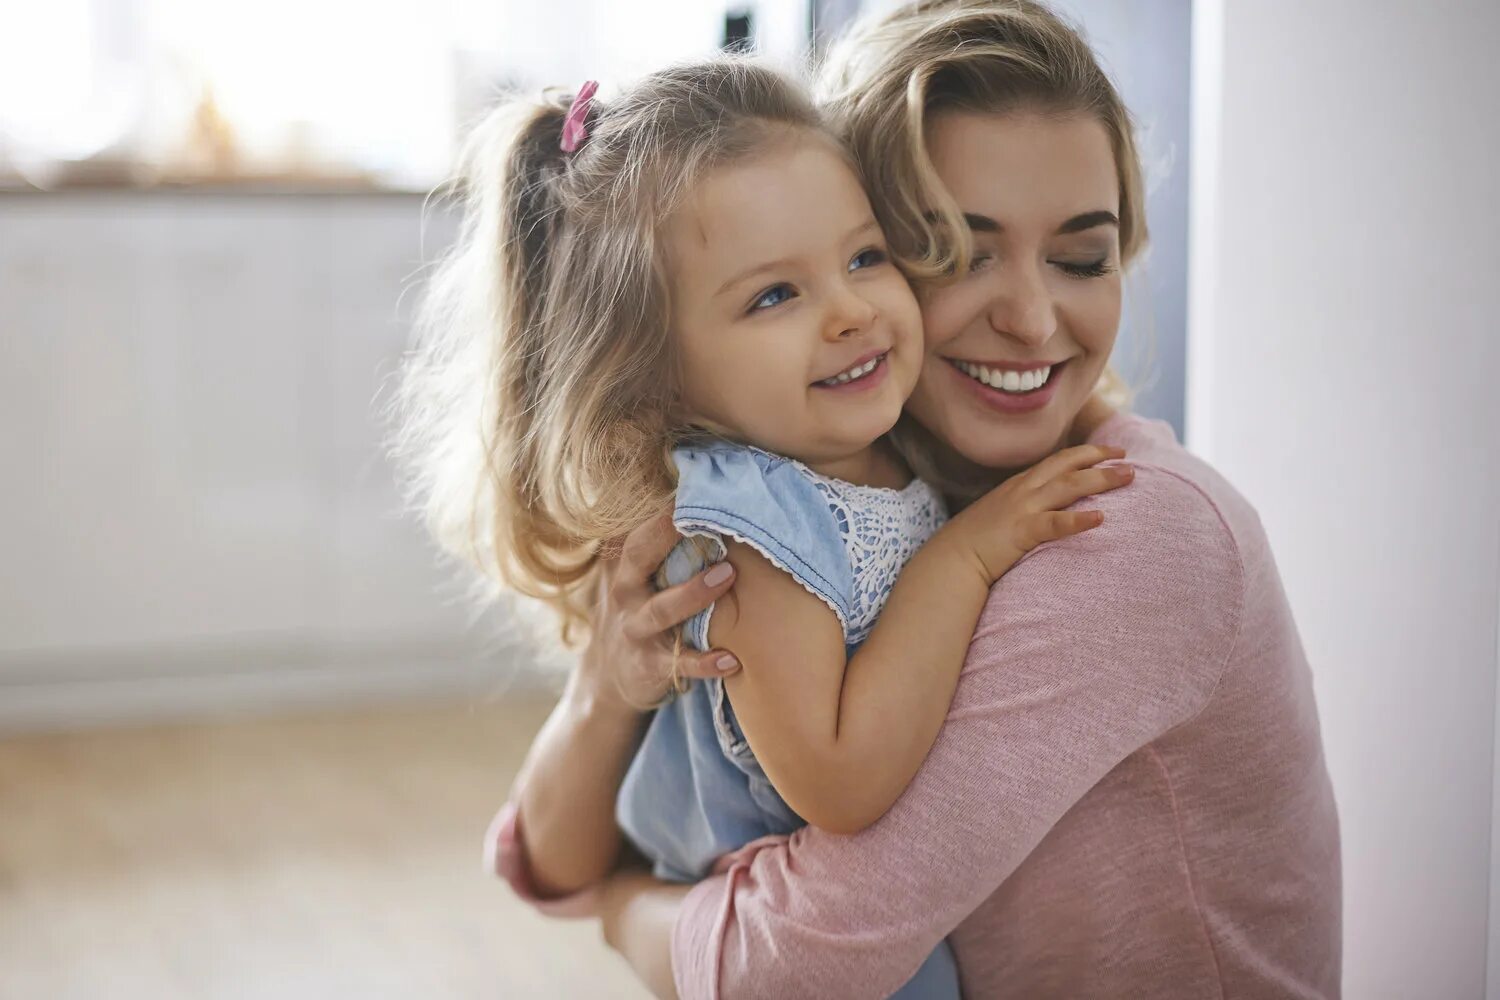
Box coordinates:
[1056,210,1119,234]
[955,210,1119,235]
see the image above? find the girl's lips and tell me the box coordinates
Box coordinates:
[945,357,1067,414]
[813,351,891,393]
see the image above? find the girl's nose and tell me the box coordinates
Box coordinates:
[824,286,878,342]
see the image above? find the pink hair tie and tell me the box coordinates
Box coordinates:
[560,80,599,153]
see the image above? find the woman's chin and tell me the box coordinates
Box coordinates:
[953,424,1068,474]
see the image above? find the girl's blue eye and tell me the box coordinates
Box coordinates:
[849,247,887,271]
[750,284,794,311]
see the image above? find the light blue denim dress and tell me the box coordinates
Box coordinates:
[615,440,961,1000]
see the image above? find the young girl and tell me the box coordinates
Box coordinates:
[397,57,1130,997]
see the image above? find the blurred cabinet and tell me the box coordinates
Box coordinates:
[0,194,503,716]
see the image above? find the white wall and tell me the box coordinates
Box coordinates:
[1189,1,1500,995]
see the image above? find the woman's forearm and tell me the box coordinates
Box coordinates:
[513,661,645,897]
[601,871,691,999]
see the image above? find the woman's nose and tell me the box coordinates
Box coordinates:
[987,265,1058,346]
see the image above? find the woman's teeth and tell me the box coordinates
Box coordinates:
[952,360,1054,393]
[819,353,884,386]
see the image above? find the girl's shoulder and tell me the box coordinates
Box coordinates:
[671,439,832,527]
[671,439,945,529]
[669,440,858,636]
[667,439,948,644]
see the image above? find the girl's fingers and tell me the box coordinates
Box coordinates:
[618,513,682,588]
[1017,443,1126,487]
[1032,465,1134,511]
[674,649,742,680]
[1024,509,1105,546]
[622,560,737,641]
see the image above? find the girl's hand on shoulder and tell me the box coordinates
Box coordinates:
[581,513,743,712]
[945,444,1134,585]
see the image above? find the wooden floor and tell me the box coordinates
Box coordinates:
[0,694,651,999]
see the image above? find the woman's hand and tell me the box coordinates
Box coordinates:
[580,512,743,712]
[507,513,740,899]
[941,444,1134,585]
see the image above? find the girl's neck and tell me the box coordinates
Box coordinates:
[804,438,911,489]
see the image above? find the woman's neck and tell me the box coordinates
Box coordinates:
[926,394,1119,504]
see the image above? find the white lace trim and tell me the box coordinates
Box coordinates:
[798,468,948,645]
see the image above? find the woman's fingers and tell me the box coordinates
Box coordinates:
[618,512,684,588]
[622,560,737,641]
[674,648,742,679]
[1032,464,1134,511]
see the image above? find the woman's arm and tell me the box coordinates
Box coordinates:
[504,514,741,898]
[599,870,692,1000]
[714,444,1132,834]
[604,467,1243,999]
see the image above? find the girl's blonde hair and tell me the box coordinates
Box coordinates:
[818,0,1146,453]
[392,59,829,642]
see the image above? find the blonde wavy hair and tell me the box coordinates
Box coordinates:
[391,59,830,643]
[818,0,1148,491]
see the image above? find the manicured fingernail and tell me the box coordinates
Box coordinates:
[716,654,739,672]
[703,562,734,587]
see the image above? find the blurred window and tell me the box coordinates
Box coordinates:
[0,0,809,190]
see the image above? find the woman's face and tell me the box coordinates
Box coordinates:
[905,111,1123,474]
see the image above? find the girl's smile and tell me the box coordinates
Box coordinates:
[814,349,891,390]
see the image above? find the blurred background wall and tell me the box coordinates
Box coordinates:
[1188,2,1500,996]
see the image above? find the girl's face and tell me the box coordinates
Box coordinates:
[906,111,1123,475]
[667,134,923,469]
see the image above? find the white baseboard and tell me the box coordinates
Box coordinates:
[0,637,562,734]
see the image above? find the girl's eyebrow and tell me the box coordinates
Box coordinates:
[713,218,883,298]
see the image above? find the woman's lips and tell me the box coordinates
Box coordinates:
[945,357,1067,414]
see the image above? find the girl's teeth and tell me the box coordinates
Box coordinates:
[953,361,1053,393]
[821,354,883,386]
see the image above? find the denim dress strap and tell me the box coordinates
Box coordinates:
[659,441,854,650]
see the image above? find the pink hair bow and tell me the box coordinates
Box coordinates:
[560,80,599,153]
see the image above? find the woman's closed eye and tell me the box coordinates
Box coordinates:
[968,253,1113,279]
[1051,257,1115,279]
[749,283,796,312]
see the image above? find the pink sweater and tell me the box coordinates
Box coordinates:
[497,412,1343,998]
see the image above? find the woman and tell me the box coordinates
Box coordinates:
[495,2,1342,997]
